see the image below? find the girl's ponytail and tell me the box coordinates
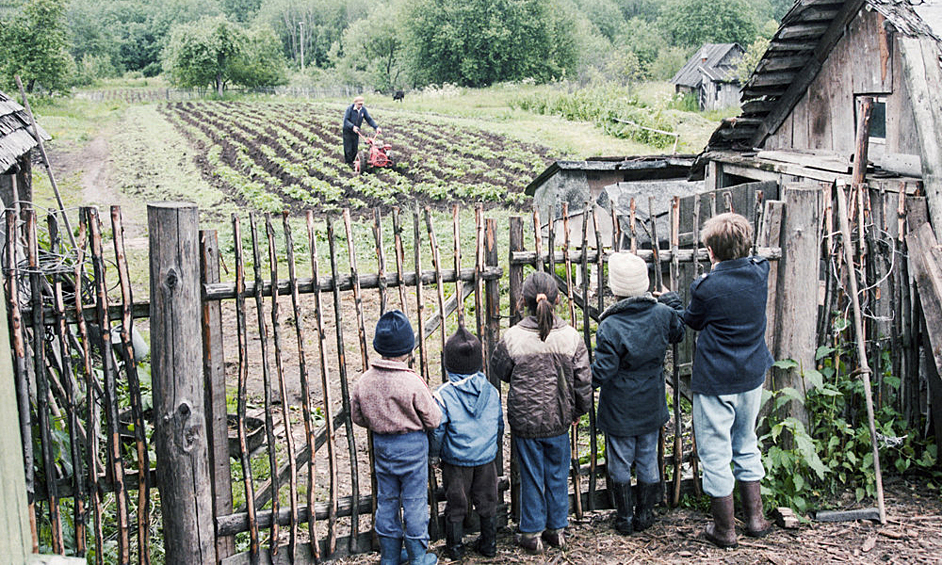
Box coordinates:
[521,272,559,341]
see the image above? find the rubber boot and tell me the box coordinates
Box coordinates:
[515,532,544,554]
[404,538,438,565]
[444,520,465,560]
[740,481,772,537]
[475,515,497,557]
[611,481,634,535]
[378,536,404,565]
[634,481,660,531]
[704,494,738,548]
[541,528,566,550]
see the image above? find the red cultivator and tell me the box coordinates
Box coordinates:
[354,131,393,174]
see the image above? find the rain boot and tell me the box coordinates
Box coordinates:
[611,481,634,535]
[474,515,497,557]
[404,537,438,565]
[740,481,772,537]
[704,494,738,548]
[634,481,660,531]
[515,532,544,554]
[379,536,404,565]
[444,520,465,560]
[541,528,566,550]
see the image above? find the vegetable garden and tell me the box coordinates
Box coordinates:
[160,101,554,214]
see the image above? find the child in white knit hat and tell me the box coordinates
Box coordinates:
[591,252,685,535]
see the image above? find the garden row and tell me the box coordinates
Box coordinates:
[162,101,554,214]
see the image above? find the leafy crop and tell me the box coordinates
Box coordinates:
[162,101,555,214]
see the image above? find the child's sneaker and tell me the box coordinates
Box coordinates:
[515,532,544,554]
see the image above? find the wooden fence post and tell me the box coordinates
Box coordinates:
[484,218,502,467]
[771,184,823,427]
[200,229,234,561]
[0,277,31,562]
[149,202,217,564]
[508,217,524,327]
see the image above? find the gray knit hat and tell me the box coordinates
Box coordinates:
[608,252,649,298]
[444,326,483,375]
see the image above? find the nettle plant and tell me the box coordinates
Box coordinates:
[760,336,938,514]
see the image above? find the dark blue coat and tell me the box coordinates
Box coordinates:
[592,292,685,437]
[342,104,377,133]
[684,256,774,396]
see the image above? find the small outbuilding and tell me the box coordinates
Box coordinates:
[671,43,745,111]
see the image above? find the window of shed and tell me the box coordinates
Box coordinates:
[856,96,886,140]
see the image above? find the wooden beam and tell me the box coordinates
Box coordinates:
[752,0,867,147]
[777,23,830,40]
[898,37,942,239]
[905,223,942,441]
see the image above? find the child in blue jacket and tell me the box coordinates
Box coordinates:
[430,326,503,560]
[684,212,774,548]
[592,252,685,535]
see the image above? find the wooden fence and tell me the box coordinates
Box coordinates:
[2,179,937,563]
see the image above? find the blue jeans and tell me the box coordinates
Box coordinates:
[693,386,765,497]
[515,433,570,534]
[373,431,430,543]
[606,431,659,484]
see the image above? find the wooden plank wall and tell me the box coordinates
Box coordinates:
[765,7,920,158]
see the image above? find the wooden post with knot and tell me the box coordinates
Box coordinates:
[149,202,218,563]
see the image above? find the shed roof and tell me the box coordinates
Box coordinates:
[671,43,744,88]
[704,0,942,152]
[0,89,48,174]
[524,155,696,196]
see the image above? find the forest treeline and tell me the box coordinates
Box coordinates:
[0,0,793,94]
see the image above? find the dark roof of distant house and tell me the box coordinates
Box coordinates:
[0,89,47,174]
[671,43,745,88]
[704,0,942,153]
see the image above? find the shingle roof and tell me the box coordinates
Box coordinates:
[704,0,942,152]
[0,89,47,174]
[671,43,744,88]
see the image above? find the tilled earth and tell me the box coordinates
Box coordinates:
[333,476,942,564]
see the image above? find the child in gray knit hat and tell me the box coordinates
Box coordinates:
[591,252,685,535]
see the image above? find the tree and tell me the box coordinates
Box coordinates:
[163,16,287,94]
[405,0,577,87]
[659,0,759,48]
[0,0,71,93]
[333,4,406,91]
[163,16,243,94]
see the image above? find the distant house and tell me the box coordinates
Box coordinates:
[671,43,745,111]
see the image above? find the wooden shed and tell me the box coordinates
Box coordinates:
[698,0,942,229]
[0,89,47,208]
[671,43,745,111]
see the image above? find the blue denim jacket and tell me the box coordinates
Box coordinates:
[429,371,503,466]
[684,256,774,395]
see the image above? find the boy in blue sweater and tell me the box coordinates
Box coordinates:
[684,212,774,548]
[430,327,503,560]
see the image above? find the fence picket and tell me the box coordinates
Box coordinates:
[231,215,260,562]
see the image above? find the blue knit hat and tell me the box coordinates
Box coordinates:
[373,310,415,357]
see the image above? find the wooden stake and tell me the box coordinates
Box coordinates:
[452,204,464,326]
[249,215,280,556]
[392,208,409,317]
[231,216,260,563]
[266,215,299,559]
[562,203,583,520]
[111,207,151,563]
[424,207,448,382]
[306,212,338,556]
[836,186,886,524]
[373,208,388,315]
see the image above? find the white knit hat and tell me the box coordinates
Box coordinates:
[608,252,649,298]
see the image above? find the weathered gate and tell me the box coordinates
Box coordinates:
[2,177,935,564]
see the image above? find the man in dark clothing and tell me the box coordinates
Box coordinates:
[342,96,381,165]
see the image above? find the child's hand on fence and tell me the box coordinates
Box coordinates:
[652,285,670,297]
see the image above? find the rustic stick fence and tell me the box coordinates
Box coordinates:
[1,177,936,563]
